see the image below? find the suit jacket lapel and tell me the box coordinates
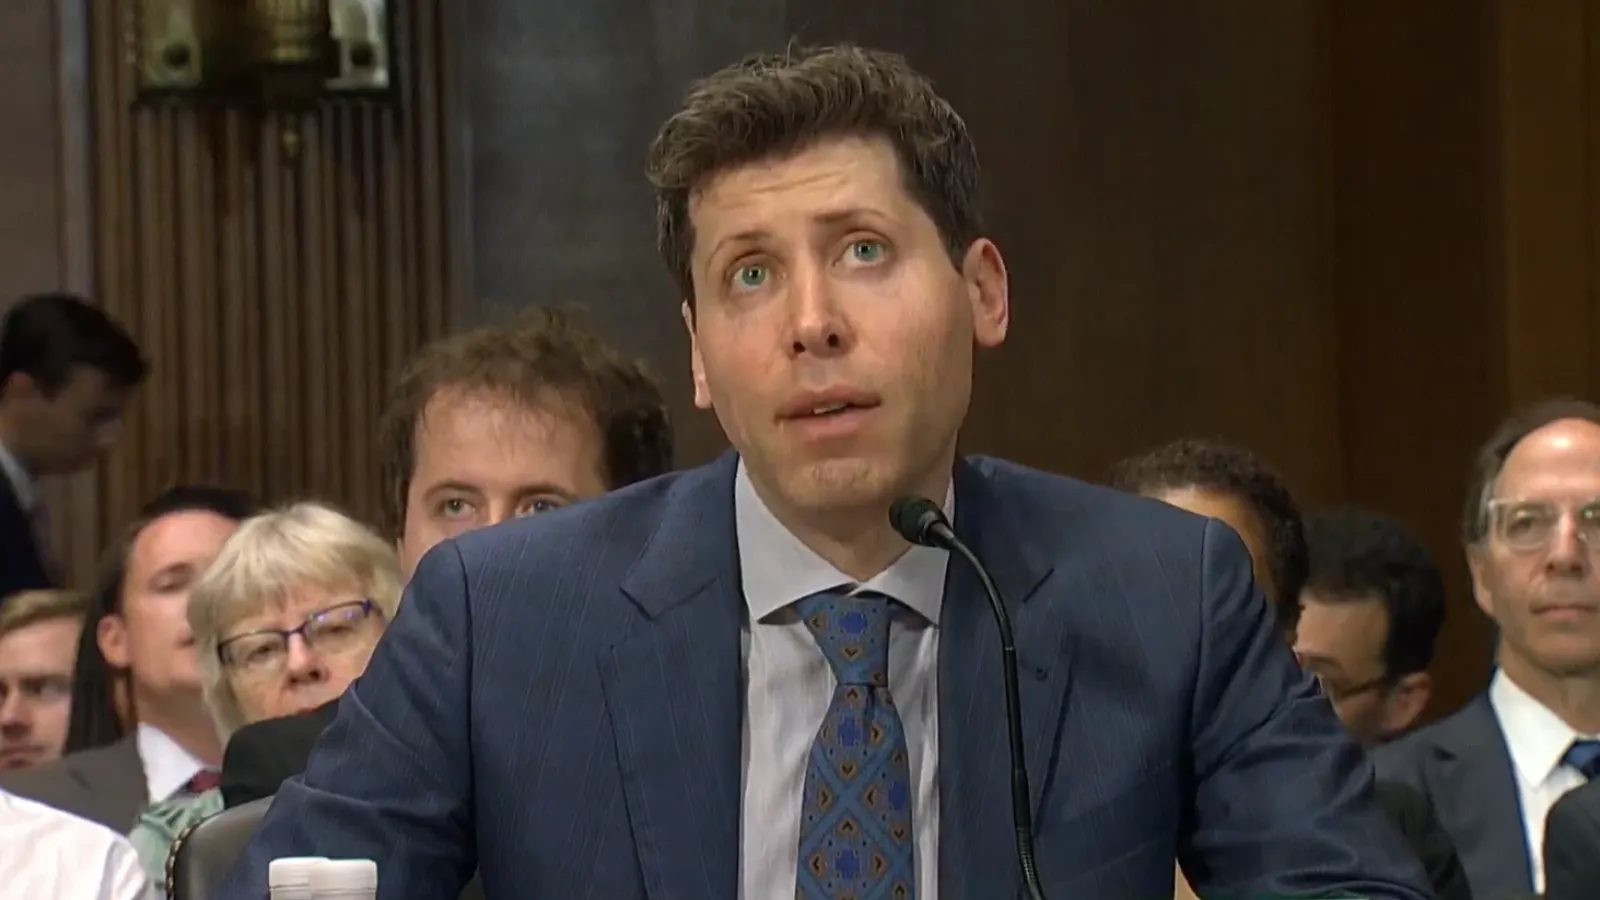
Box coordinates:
[1426,696,1534,895]
[72,733,150,830]
[938,458,1071,900]
[600,454,743,899]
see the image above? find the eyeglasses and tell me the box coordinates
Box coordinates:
[1486,498,1600,551]
[217,600,383,677]
[1294,650,1388,703]
[1312,673,1389,703]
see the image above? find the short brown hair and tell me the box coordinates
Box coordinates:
[378,309,674,536]
[1462,397,1600,544]
[646,43,983,301]
[0,589,90,640]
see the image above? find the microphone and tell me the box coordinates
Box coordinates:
[889,495,1047,900]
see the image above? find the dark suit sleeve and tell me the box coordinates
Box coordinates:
[218,541,477,899]
[1178,520,1432,900]
[1375,780,1474,900]
[220,703,338,808]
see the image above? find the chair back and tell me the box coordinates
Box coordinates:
[165,795,272,900]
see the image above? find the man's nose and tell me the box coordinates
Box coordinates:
[0,693,30,733]
[787,264,852,359]
[1546,518,1590,574]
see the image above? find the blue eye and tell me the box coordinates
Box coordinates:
[734,265,768,288]
[848,240,885,264]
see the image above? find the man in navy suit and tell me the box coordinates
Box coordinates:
[222,44,1432,899]
[0,293,146,601]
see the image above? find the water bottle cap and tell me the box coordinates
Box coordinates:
[267,857,327,887]
[308,859,378,890]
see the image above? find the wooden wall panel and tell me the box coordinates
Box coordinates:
[72,0,462,576]
[0,1,63,297]
[1495,0,1596,403]
[1330,0,1502,716]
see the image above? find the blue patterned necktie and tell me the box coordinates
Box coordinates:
[794,589,916,900]
[1564,739,1600,779]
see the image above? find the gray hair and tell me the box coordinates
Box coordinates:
[188,501,401,739]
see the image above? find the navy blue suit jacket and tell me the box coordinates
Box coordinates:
[220,454,1431,899]
[0,474,52,603]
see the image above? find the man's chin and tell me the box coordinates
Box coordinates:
[0,749,44,771]
[779,459,898,511]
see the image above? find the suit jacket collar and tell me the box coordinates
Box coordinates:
[1420,694,1534,894]
[605,454,744,898]
[67,733,149,829]
[603,454,1068,900]
[936,457,1070,898]
[0,441,35,511]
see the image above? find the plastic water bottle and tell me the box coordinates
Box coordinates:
[268,857,327,900]
[308,859,378,899]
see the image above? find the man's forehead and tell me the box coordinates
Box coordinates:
[417,385,578,429]
[688,139,910,235]
[410,385,602,482]
[0,616,79,656]
[1499,419,1600,484]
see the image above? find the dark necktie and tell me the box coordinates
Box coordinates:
[794,589,916,900]
[1563,739,1600,779]
[185,770,222,794]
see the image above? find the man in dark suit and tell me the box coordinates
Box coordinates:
[1376,399,1600,900]
[1116,440,1472,900]
[218,312,675,808]
[1,485,255,830]
[0,292,146,601]
[221,45,1431,899]
[1545,777,1600,900]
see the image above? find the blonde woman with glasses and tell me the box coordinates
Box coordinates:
[127,502,401,888]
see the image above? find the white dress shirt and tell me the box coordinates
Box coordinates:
[1489,668,1600,893]
[736,461,950,900]
[136,723,210,803]
[0,787,158,899]
[0,440,36,510]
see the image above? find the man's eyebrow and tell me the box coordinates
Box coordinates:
[422,481,580,499]
[421,480,485,495]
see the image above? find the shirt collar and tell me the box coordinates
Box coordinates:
[734,458,952,624]
[135,723,209,801]
[0,442,35,511]
[1489,668,1599,785]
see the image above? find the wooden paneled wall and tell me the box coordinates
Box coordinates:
[45,1,467,582]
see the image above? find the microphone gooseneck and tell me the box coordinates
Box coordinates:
[889,495,1047,900]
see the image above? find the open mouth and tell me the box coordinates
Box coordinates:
[780,390,882,421]
[796,401,868,418]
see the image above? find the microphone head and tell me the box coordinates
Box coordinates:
[889,495,949,547]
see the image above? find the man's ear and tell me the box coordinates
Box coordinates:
[98,613,130,669]
[1381,671,1433,737]
[961,238,1009,349]
[682,301,712,410]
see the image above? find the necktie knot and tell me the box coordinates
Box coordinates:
[795,589,892,687]
[185,770,222,795]
[1564,739,1600,779]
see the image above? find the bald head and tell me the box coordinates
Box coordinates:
[1495,418,1600,501]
